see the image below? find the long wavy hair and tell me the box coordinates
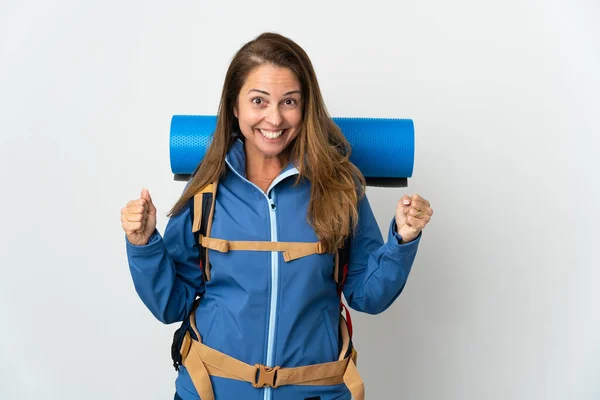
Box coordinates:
[168,32,365,252]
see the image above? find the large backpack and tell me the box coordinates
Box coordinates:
[171,181,357,376]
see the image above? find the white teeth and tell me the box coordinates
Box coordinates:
[259,129,284,140]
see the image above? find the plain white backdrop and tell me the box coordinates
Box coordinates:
[1,1,599,399]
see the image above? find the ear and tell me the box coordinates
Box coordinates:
[233,106,238,118]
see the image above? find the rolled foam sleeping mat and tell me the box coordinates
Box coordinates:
[170,115,414,187]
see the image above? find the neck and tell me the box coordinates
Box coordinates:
[244,145,290,191]
[246,156,287,182]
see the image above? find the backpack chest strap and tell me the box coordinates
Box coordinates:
[199,235,326,262]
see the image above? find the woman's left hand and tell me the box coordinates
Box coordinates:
[395,194,433,244]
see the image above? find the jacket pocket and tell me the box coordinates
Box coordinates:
[321,307,339,361]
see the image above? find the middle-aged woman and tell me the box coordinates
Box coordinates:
[122,32,433,400]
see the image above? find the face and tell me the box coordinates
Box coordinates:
[234,64,303,163]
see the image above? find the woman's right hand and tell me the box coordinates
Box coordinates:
[121,188,157,246]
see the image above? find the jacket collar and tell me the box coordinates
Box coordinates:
[225,138,300,190]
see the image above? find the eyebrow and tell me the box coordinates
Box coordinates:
[247,89,301,96]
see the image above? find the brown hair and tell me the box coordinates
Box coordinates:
[168,32,365,252]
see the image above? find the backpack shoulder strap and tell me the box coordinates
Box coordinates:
[188,182,218,282]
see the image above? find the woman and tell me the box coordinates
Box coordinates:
[121,32,433,400]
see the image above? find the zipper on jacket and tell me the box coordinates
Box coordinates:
[264,192,278,400]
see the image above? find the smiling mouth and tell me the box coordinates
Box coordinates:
[258,128,285,140]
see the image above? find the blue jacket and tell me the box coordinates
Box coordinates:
[126,139,420,400]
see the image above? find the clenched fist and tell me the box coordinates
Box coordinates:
[121,188,157,246]
[395,194,433,244]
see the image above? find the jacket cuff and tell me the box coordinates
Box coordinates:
[388,218,422,248]
[125,229,163,255]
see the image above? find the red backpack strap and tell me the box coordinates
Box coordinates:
[335,235,353,337]
[335,235,352,293]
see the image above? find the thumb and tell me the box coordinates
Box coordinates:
[401,195,412,206]
[395,199,407,225]
[141,188,157,214]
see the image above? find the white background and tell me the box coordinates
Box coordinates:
[1,1,599,399]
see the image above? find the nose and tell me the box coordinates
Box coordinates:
[264,105,283,127]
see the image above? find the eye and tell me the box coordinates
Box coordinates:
[284,98,298,107]
[251,97,265,106]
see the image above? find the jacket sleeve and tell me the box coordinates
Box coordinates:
[125,204,205,324]
[342,194,421,315]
